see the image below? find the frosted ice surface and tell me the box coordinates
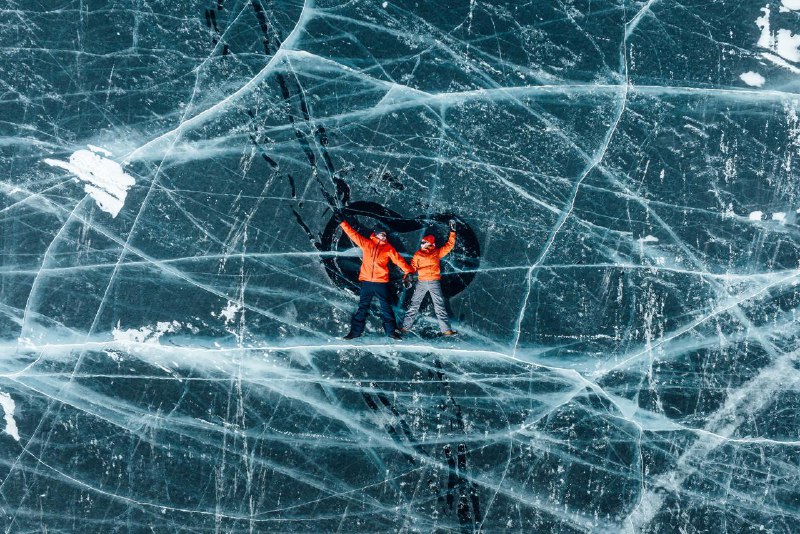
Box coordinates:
[2,0,800,532]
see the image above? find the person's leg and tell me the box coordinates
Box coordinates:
[373,283,398,335]
[402,281,430,330]
[349,282,375,336]
[428,281,453,332]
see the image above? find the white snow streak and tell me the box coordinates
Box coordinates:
[0,392,20,441]
[215,301,242,325]
[112,321,181,344]
[782,0,800,11]
[755,5,800,70]
[43,146,135,218]
[740,71,766,87]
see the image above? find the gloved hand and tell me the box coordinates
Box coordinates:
[449,219,457,232]
[403,272,417,289]
[332,208,345,224]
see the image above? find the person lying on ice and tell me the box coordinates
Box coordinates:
[400,219,458,336]
[334,210,412,340]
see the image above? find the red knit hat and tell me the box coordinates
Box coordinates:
[421,235,436,246]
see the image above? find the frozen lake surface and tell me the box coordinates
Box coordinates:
[2,0,800,531]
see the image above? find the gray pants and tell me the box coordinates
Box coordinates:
[402,280,452,332]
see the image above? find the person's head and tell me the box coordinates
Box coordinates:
[374,225,388,242]
[420,235,435,250]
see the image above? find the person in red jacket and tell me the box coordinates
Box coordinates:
[400,219,458,336]
[334,211,412,340]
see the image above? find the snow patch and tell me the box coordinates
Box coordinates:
[776,29,800,62]
[214,301,242,325]
[772,212,786,222]
[43,145,135,217]
[104,350,123,362]
[762,51,800,73]
[740,71,765,87]
[638,235,659,243]
[0,392,20,441]
[782,0,800,11]
[757,5,772,49]
[749,211,764,221]
[755,6,800,69]
[112,320,180,344]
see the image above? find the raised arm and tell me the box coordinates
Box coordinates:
[340,221,370,249]
[438,231,456,258]
[389,247,413,275]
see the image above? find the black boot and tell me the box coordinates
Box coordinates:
[343,331,360,340]
[388,330,402,340]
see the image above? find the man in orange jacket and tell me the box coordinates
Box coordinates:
[335,211,413,340]
[400,219,458,336]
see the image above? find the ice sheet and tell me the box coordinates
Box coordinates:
[1,0,799,532]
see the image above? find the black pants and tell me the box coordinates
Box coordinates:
[349,281,397,336]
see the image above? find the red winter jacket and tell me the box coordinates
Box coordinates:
[340,221,412,282]
[411,231,456,281]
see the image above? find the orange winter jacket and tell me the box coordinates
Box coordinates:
[411,231,456,281]
[340,221,412,282]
